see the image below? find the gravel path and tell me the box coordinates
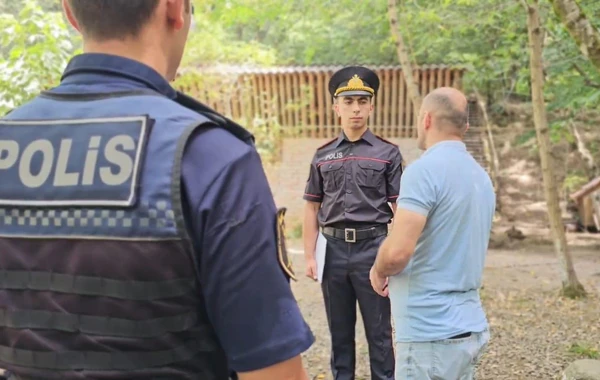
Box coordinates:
[290,245,600,380]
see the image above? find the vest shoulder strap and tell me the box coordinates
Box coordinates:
[174,91,255,145]
[37,89,255,146]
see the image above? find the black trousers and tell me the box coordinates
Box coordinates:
[321,234,395,380]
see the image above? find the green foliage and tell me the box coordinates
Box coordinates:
[197,0,600,117]
[568,343,599,359]
[563,173,589,195]
[0,0,79,114]
[0,0,62,15]
[183,2,278,67]
[201,0,396,65]
[1,0,598,148]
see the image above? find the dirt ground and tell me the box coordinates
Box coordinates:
[289,233,600,380]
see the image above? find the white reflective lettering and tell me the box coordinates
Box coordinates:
[0,140,19,170]
[325,152,343,160]
[100,135,135,186]
[53,139,80,187]
[19,139,54,188]
[82,136,101,185]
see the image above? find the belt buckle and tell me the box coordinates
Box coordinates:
[344,228,356,243]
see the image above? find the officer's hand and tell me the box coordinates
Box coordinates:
[305,257,317,281]
[369,266,389,297]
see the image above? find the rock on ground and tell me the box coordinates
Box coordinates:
[562,360,600,380]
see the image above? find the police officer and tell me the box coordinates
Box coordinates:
[303,66,402,380]
[0,1,314,379]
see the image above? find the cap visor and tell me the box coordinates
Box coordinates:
[336,90,373,97]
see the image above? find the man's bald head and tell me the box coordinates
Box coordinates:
[421,87,469,133]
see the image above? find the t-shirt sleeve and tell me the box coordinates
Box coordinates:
[396,161,437,216]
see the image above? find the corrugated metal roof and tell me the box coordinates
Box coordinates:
[179,64,467,75]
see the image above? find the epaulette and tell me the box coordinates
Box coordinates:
[316,137,337,150]
[375,134,398,147]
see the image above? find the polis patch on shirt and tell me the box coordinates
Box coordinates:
[0,116,150,207]
[323,152,343,161]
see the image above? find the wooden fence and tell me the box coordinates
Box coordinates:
[175,65,466,138]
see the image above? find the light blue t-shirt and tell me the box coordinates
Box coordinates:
[389,140,496,342]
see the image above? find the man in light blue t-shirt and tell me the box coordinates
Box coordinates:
[369,87,496,379]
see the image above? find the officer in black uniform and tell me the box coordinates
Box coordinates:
[303,66,403,380]
[0,1,313,379]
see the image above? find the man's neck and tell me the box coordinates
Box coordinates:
[343,126,367,142]
[83,39,168,79]
[425,134,463,150]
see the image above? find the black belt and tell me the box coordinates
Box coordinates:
[321,224,388,243]
[449,332,472,339]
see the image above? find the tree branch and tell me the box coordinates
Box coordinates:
[572,63,600,88]
[518,0,530,10]
[549,0,600,72]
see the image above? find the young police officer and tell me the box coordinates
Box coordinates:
[0,1,313,379]
[303,66,403,380]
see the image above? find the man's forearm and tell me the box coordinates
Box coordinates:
[374,238,410,277]
[302,203,319,259]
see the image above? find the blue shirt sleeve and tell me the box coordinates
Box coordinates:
[396,160,437,217]
[181,126,314,373]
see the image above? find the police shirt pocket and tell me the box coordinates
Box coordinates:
[320,161,344,192]
[356,160,385,188]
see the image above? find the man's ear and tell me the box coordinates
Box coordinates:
[332,100,340,116]
[166,0,186,31]
[424,112,433,131]
[62,0,81,32]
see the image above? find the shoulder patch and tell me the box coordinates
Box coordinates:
[317,137,337,150]
[276,207,297,282]
[375,135,398,147]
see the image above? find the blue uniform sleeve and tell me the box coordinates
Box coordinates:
[181,126,314,373]
[396,161,437,217]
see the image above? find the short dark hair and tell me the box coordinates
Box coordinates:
[68,0,160,40]
[429,93,468,129]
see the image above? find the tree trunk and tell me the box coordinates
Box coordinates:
[475,92,502,197]
[387,0,422,117]
[549,0,600,72]
[521,0,586,298]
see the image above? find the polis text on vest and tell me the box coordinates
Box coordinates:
[0,135,136,188]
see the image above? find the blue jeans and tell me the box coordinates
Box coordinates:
[395,330,490,380]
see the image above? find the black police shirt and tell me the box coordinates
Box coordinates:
[304,128,403,227]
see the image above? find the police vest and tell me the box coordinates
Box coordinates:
[0,89,250,379]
